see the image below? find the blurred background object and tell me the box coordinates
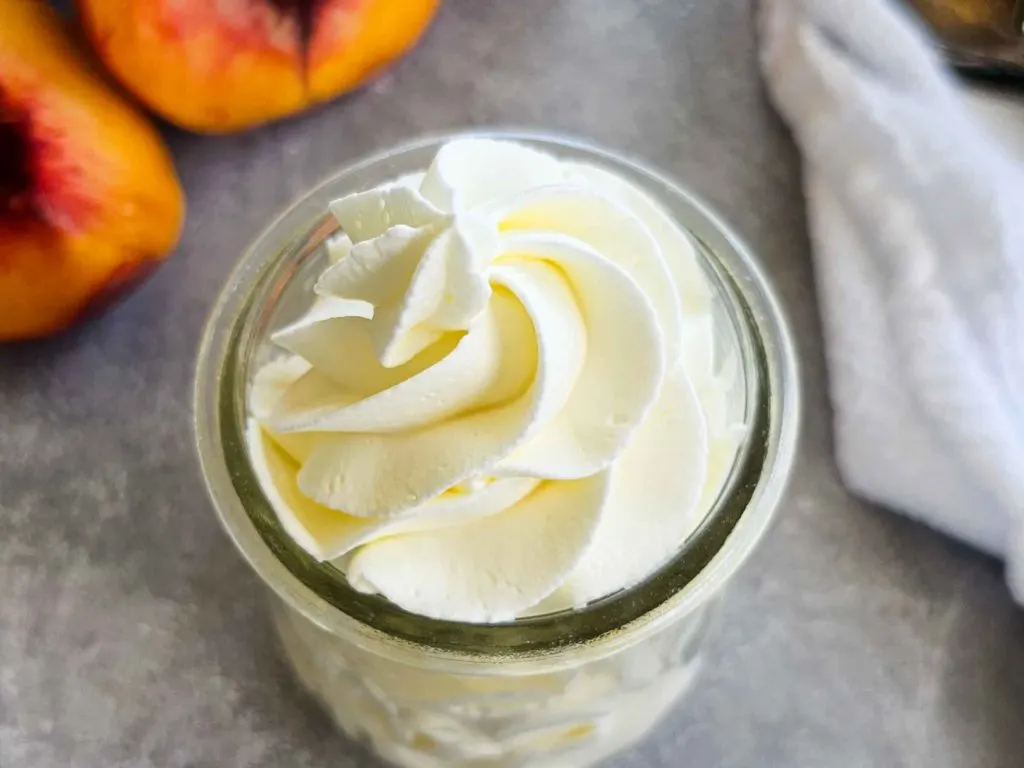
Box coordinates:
[904,0,1024,77]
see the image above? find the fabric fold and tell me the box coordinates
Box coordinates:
[760,0,1024,601]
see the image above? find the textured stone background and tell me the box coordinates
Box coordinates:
[3,1,1024,766]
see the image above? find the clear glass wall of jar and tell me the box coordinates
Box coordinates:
[194,131,800,768]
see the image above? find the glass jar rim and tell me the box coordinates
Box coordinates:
[193,128,800,670]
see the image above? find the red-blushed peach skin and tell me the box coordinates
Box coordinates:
[308,0,442,104]
[76,0,443,133]
[0,0,185,341]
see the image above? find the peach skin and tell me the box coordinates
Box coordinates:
[0,0,185,341]
[76,0,443,133]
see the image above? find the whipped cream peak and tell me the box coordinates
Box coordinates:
[323,184,497,368]
[248,138,739,622]
[419,137,573,213]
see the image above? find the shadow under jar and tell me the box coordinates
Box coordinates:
[194,131,800,768]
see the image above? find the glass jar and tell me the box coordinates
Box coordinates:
[194,131,799,768]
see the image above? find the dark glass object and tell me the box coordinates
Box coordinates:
[905,0,1024,80]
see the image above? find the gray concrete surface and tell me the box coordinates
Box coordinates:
[4,1,1024,766]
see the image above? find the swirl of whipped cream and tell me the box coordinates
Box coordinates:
[248,139,737,622]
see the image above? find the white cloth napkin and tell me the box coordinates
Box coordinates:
[759,0,1024,600]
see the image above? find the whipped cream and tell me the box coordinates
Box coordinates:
[247,139,740,623]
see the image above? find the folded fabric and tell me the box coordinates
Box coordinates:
[759,0,1024,600]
